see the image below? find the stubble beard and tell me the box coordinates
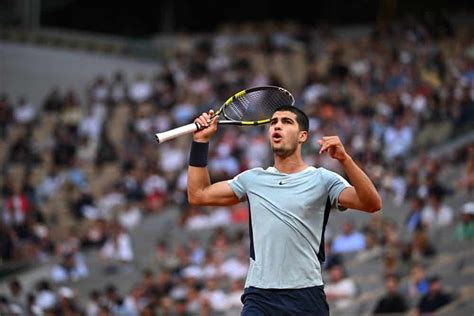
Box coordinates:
[271,142,298,158]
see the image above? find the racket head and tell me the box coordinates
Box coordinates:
[220,86,295,125]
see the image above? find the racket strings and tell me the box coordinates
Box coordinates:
[224,90,293,121]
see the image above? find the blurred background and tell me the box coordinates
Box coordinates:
[0,0,473,315]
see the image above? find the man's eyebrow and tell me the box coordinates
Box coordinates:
[280,116,296,123]
[271,116,295,121]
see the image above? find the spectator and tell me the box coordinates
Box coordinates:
[410,228,436,261]
[89,75,109,104]
[102,284,120,313]
[0,295,23,315]
[100,221,134,273]
[136,269,157,299]
[402,263,430,306]
[453,201,474,241]
[50,252,89,283]
[200,278,228,313]
[85,289,101,316]
[416,276,452,315]
[95,131,118,167]
[324,264,358,312]
[81,218,108,248]
[220,247,249,280]
[152,241,179,271]
[185,284,203,314]
[372,274,409,315]
[0,93,13,138]
[404,169,420,202]
[455,85,474,130]
[383,116,413,161]
[382,248,409,277]
[202,251,224,279]
[7,131,39,166]
[123,286,142,316]
[142,169,168,213]
[97,183,126,220]
[118,201,143,230]
[421,192,453,231]
[42,88,63,112]
[60,90,82,131]
[155,269,174,299]
[355,230,383,263]
[323,239,343,270]
[52,127,76,168]
[53,286,82,315]
[14,96,36,125]
[109,71,129,105]
[3,183,30,238]
[34,280,56,313]
[70,188,98,220]
[226,279,244,311]
[188,239,205,266]
[332,221,366,254]
[0,222,17,262]
[129,73,152,104]
[7,279,25,312]
[405,196,425,236]
[78,106,104,143]
[457,145,474,194]
[182,206,211,230]
[36,165,64,203]
[66,157,87,189]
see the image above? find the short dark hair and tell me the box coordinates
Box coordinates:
[273,105,309,132]
[427,275,440,284]
[385,273,400,281]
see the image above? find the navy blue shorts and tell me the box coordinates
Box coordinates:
[241,285,329,316]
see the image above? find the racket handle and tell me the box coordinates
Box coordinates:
[155,123,200,143]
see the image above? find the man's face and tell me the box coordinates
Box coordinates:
[329,265,343,282]
[429,280,441,293]
[385,276,398,294]
[342,222,353,235]
[268,111,306,157]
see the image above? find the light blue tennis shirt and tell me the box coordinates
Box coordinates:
[228,166,351,289]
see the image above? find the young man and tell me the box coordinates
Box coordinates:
[187,106,382,315]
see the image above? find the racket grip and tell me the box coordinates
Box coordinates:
[155,123,200,143]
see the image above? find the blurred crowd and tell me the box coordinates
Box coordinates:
[1,14,474,315]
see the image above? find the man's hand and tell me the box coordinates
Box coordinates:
[318,136,349,162]
[193,110,219,143]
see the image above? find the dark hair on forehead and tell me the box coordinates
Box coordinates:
[273,105,309,132]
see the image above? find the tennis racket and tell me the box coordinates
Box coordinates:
[155,85,294,143]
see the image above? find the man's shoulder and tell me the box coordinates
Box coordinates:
[230,167,264,183]
[241,167,265,176]
[316,166,338,175]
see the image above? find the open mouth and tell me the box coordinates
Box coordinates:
[272,132,282,142]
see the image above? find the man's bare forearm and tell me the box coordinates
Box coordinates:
[340,155,382,211]
[187,166,211,205]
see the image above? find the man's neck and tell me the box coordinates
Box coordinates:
[273,155,308,174]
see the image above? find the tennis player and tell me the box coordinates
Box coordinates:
[187,106,382,315]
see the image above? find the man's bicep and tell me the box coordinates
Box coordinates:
[201,180,241,206]
[338,187,363,211]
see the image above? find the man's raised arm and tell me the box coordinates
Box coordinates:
[187,110,240,206]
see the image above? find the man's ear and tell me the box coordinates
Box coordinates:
[298,131,308,144]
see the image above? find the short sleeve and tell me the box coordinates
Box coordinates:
[227,169,257,200]
[321,168,352,211]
